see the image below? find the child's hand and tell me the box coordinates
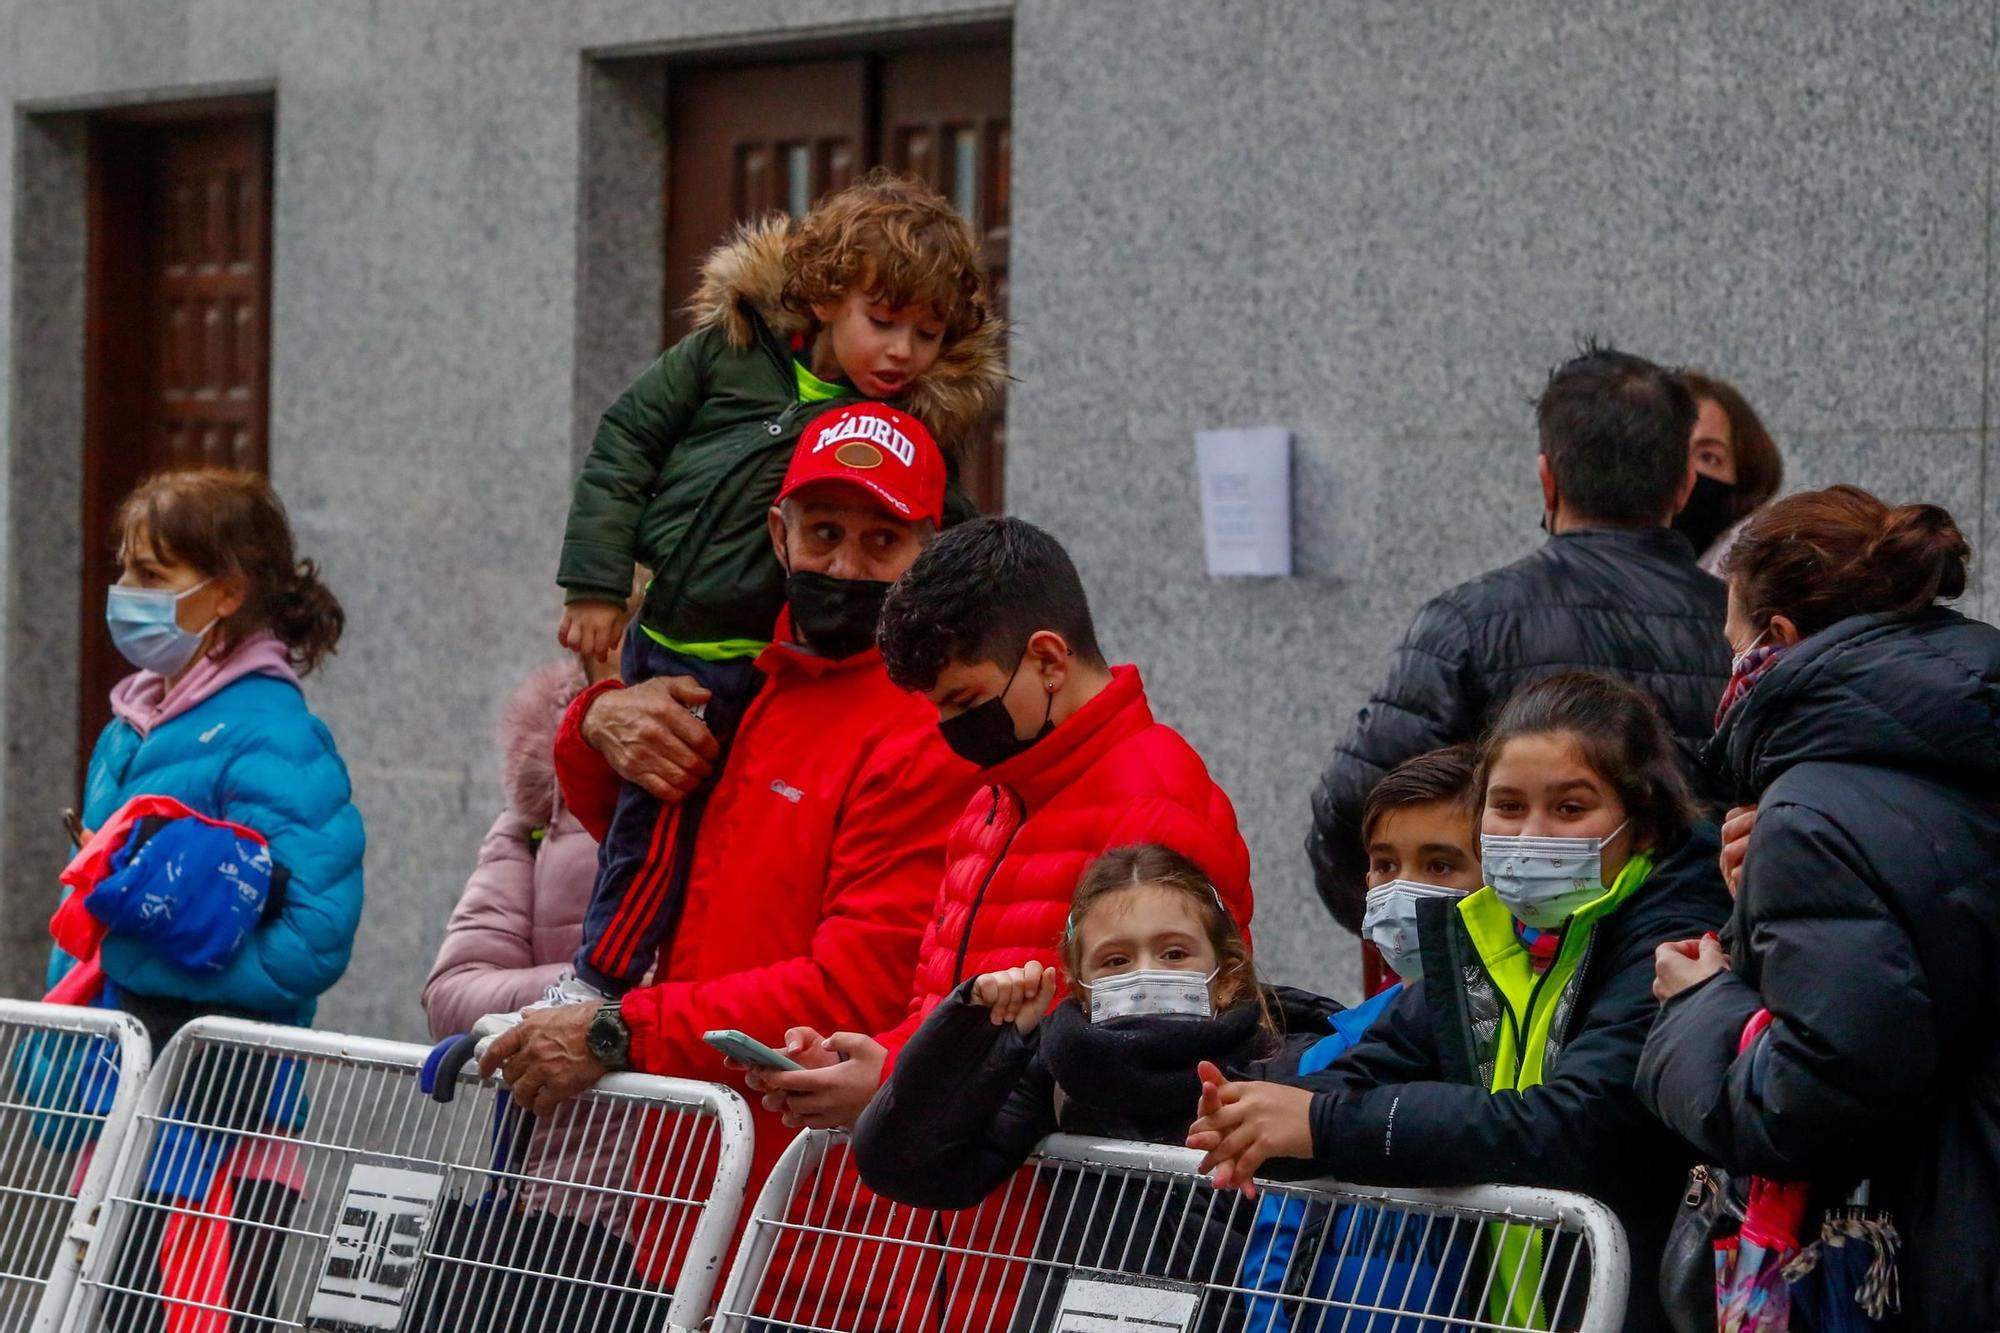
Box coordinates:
[1186,1063,1315,1197]
[971,961,1059,1035]
[558,600,628,662]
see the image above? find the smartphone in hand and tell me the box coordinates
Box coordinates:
[702,1029,804,1072]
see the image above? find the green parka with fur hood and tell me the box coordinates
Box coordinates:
[558,217,1006,644]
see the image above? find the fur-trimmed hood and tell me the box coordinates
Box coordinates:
[685,214,1008,449]
[498,661,584,826]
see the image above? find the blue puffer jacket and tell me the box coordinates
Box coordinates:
[51,672,365,1027]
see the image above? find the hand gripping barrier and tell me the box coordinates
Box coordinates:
[56,1016,754,1333]
[0,999,151,1331]
[713,1130,1631,1333]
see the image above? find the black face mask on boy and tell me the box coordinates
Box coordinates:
[938,654,1055,768]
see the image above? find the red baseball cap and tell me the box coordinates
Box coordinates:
[778,403,946,524]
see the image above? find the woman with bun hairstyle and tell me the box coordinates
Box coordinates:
[1640,485,2000,1330]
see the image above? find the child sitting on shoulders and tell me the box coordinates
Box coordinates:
[502,171,1004,1029]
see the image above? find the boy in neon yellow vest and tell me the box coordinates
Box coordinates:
[1191,671,1729,1333]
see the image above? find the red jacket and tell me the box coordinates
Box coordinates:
[552,620,979,1281]
[883,664,1255,1054]
[809,665,1255,1333]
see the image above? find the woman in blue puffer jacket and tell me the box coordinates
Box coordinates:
[48,467,364,1330]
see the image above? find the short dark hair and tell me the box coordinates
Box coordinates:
[1361,745,1480,846]
[1536,342,1697,524]
[878,516,1107,692]
[1478,671,1697,854]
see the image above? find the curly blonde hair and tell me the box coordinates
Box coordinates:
[780,168,991,342]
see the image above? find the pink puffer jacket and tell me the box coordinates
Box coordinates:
[424,662,597,1032]
[423,663,626,1223]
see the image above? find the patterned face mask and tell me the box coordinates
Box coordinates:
[1080,967,1219,1023]
[1481,821,1628,930]
[1362,880,1468,983]
[1715,627,1790,726]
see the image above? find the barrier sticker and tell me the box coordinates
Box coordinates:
[1053,1273,1202,1332]
[305,1163,443,1331]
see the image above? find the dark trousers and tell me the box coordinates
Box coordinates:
[571,628,765,994]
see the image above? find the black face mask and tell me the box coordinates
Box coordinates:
[785,570,891,660]
[1673,473,1739,555]
[938,656,1055,768]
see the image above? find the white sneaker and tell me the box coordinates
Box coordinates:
[471,971,611,1058]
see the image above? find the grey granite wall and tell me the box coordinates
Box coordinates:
[2,0,1992,1034]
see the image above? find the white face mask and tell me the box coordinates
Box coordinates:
[1362,880,1469,983]
[1082,967,1219,1024]
[1480,821,1629,931]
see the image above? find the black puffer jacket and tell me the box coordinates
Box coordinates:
[1307,528,1728,930]
[1637,609,2000,1332]
[1293,826,1731,1333]
[855,983,1339,1333]
[856,981,1337,1206]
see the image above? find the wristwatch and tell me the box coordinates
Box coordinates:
[585,1001,632,1072]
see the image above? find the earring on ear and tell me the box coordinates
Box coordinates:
[1046,680,1057,692]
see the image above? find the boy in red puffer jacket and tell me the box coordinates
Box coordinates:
[740,517,1254,1332]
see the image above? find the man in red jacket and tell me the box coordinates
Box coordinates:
[479,404,979,1281]
[748,515,1255,1123]
[734,517,1257,1332]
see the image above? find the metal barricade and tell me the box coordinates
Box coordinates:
[59,1016,754,1333]
[714,1129,1630,1333]
[0,998,151,1332]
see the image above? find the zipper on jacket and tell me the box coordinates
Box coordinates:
[951,785,1026,985]
[648,303,856,625]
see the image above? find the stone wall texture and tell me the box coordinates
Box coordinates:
[4,0,1992,1039]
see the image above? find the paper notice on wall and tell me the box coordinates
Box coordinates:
[305,1163,444,1331]
[1195,427,1293,577]
[1051,1273,1202,1332]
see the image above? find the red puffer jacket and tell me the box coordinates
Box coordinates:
[801,664,1254,1332]
[883,663,1255,1055]
[551,618,980,1289]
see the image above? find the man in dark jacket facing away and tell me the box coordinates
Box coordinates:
[1308,345,1728,931]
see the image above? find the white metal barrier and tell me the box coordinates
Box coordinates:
[0,998,152,1332]
[58,1016,755,1333]
[713,1130,1630,1333]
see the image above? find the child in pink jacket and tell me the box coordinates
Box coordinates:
[417,656,668,1330]
[423,660,601,1035]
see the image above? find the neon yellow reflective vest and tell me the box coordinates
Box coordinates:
[1454,850,1655,1329]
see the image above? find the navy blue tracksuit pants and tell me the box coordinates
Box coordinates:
[571,627,765,995]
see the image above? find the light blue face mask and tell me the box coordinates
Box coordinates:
[105,580,215,676]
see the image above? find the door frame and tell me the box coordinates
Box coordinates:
[78,95,274,780]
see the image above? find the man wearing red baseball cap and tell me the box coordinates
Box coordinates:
[483,401,980,1285]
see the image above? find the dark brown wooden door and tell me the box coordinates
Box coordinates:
[664,41,1011,509]
[664,59,870,346]
[80,110,273,773]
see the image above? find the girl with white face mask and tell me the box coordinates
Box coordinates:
[849,845,1335,1326]
[1189,672,1728,1333]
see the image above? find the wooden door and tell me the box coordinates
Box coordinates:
[664,40,1012,509]
[879,47,1012,510]
[663,59,870,346]
[80,110,273,771]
